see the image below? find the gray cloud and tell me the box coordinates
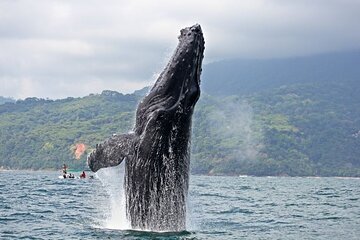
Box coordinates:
[0,0,359,99]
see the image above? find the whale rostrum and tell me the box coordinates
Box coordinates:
[88,24,205,231]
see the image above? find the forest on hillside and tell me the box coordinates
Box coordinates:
[1,80,359,176]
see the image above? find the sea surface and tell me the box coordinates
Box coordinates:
[0,169,359,239]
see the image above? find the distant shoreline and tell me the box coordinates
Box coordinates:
[1,168,359,179]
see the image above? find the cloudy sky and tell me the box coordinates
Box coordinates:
[1,0,359,99]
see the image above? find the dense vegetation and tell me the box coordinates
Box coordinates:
[192,81,360,176]
[0,91,137,171]
[1,51,359,176]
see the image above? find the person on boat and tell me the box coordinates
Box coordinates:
[62,164,68,175]
[80,171,86,178]
[62,164,68,178]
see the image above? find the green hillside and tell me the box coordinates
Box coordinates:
[0,91,138,170]
[192,51,360,176]
[192,82,360,176]
[0,83,359,176]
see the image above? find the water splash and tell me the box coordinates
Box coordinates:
[186,186,197,232]
[94,159,194,232]
[95,161,130,230]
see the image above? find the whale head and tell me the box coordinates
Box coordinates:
[135,24,205,136]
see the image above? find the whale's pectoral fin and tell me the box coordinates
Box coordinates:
[87,133,136,172]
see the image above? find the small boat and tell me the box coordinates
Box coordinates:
[58,173,76,179]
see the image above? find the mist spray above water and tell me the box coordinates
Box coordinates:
[209,99,263,160]
[201,97,264,173]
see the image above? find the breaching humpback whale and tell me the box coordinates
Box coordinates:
[88,24,205,231]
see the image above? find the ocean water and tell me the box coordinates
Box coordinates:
[0,169,359,240]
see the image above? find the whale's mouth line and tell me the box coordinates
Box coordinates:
[146,37,203,115]
[169,32,204,112]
